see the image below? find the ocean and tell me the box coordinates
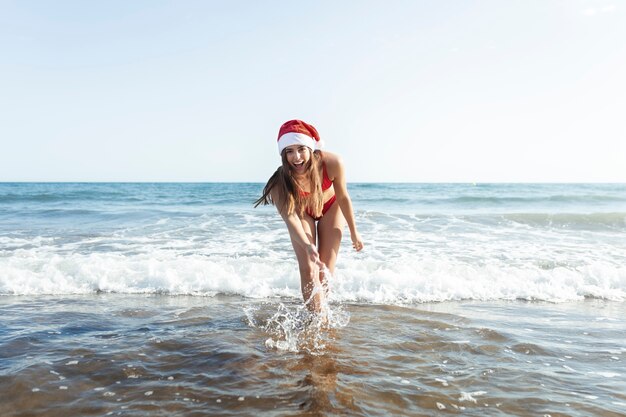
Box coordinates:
[0,182,625,416]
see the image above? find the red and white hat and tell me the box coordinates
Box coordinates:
[277,119,323,155]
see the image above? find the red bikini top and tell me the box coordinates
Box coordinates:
[299,164,332,196]
[321,164,333,191]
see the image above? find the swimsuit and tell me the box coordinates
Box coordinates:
[301,164,336,220]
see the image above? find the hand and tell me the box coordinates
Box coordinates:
[351,232,364,252]
[306,244,326,268]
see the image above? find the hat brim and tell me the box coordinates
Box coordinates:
[277,132,317,155]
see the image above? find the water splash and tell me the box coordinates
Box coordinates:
[247,267,350,354]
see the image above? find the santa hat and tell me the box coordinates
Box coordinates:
[277,119,324,155]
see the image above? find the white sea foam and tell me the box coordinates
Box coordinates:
[458,391,487,403]
[2,183,625,305]
[588,371,620,378]
[1,246,624,303]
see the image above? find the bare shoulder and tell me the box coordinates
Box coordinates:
[320,151,344,179]
[269,183,284,203]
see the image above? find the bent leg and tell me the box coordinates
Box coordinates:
[289,215,326,312]
[317,201,346,287]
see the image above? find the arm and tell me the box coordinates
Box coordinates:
[327,154,364,251]
[270,187,325,267]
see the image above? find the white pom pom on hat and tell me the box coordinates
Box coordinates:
[277,119,324,155]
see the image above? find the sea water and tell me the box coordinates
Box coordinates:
[1,182,625,416]
[1,182,624,302]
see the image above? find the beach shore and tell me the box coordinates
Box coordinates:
[1,294,624,416]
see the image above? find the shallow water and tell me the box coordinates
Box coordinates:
[2,183,625,303]
[1,295,624,416]
[1,182,625,415]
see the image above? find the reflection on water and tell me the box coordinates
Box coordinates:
[0,295,625,416]
[293,350,346,415]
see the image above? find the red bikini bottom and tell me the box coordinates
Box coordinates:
[306,195,337,221]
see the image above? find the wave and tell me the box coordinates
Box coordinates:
[353,195,626,209]
[500,212,626,228]
[0,186,262,209]
[1,251,624,303]
[358,211,626,230]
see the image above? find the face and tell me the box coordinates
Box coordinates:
[284,145,311,175]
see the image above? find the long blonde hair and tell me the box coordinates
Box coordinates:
[254,149,325,218]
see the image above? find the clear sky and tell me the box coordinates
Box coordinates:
[1,0,624,182]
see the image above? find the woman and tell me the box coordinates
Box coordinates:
[254,120,364,313]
